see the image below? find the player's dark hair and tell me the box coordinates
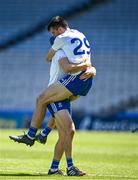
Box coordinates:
[49,36,55,45]
[47,16,68,31]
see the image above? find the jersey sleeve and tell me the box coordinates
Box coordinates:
[52,36,64,51]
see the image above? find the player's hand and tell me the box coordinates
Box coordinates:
[83,59,91,68]
[69,95,80,101]
[45,56,52,63]
[80,66,96,80]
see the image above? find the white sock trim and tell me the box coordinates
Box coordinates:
[40,131,46,137]
[50,168,58,172]
[27,134,35,140]
[67,166,73,170]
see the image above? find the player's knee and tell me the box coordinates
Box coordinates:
[36,94,43,105]
[36,97,39,105]
[66,126,75,137]
[59,136,65,145]
[71,127,75,137]
[59,132,66,143]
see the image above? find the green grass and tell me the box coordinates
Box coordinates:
[0,130,138,180]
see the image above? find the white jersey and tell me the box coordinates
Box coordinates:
[48,50,66,86]
[52,28,91,64]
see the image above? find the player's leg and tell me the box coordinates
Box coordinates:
[24,82,72,141]
[36,117,56,144]
[9,86,67,146]
[9,98,68,147]
[38,82,73,105]
[48,119,65,175]
[54,110,86,176]
[54,110,75,162]
[39,73,93,105]
[30,96,47,128]
[25,85,78,142]
[9,90,57,146]
[9,101,47,146]
[9,80,71,146]
[36,95,79,145]
[9,73,92,146]
[26,98,48,141]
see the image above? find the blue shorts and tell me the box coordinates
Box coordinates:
[58,72,93,96]
[47,99,72,117]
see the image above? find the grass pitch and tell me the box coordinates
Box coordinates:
[0,130,138,180]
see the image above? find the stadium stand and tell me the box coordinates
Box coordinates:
[0,0,138,117]
[69,0,138,112]
[0,0,88,42]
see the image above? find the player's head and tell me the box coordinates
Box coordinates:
[49,36,55,45]
[47,16,68,36]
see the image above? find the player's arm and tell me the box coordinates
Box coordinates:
[80,66,96,80]
[69,95,80,101]
[46,48,56,62]
[58,57,91,74]
[46,36,64,62]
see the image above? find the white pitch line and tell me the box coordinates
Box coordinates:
[88,173,137,179]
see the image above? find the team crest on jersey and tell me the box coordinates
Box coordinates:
[58,103,62,108]
[60,78,64,82]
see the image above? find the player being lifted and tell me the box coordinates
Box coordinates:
[29,16,94,132]
[10,16,94,143]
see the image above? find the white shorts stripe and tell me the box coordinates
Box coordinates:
[61,75,74,86]
[65,76,76,86]
[50,103,57,113]
[62,75,76,86]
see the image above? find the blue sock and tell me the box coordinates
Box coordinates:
[50,159,60,171]
[27,127,37,139]
[67,158,73,169]
[41,127,52,137]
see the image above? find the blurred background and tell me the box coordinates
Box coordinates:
[0,0,138,131]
